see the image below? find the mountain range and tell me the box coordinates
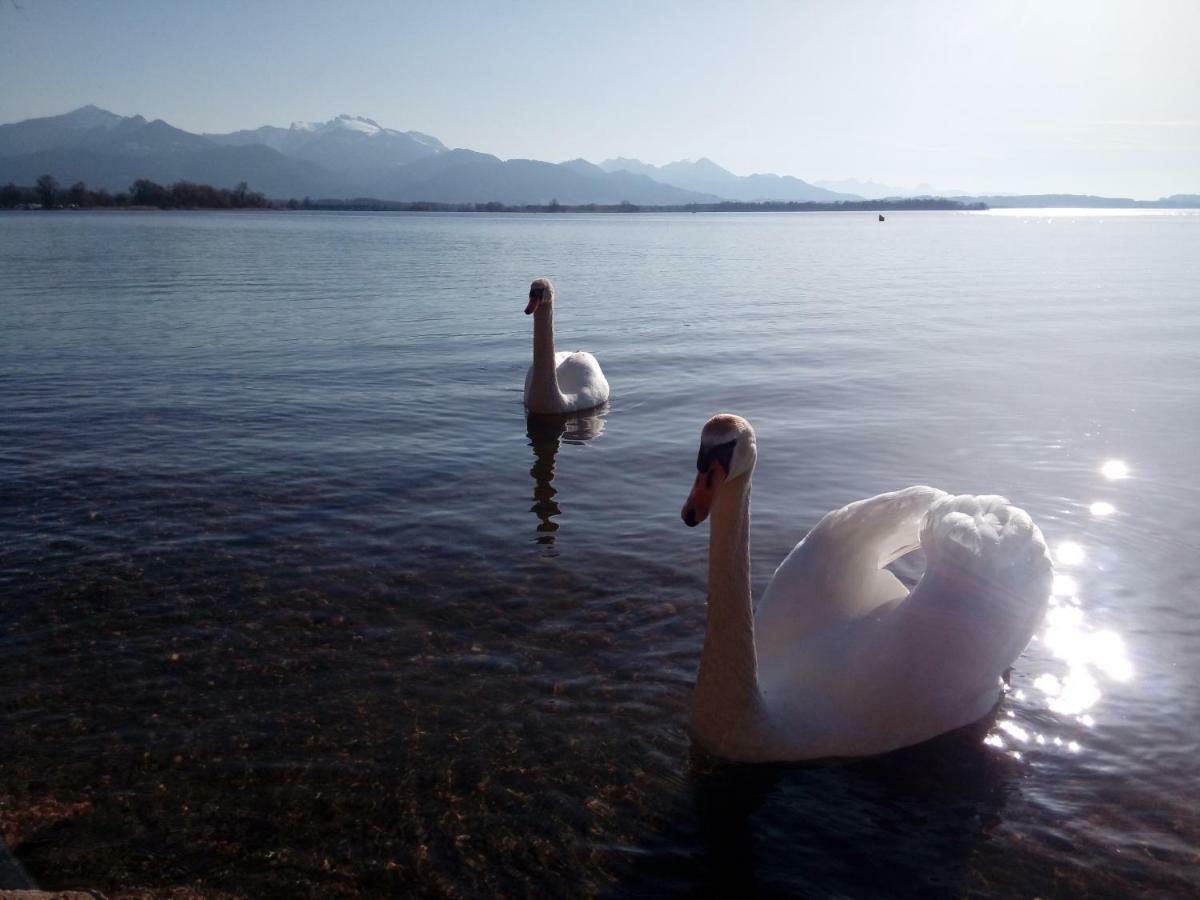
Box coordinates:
[0,106,858,205]
[813,177,970,199]
[597,156,856,202]
[6,107,1194,208]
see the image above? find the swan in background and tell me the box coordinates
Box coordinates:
[523,278,610,414]
[680,414,1052,762]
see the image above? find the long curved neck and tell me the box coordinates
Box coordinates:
[692,474,769,755]
[528,302,564,410]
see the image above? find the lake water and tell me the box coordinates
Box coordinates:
[1,209,1198,898]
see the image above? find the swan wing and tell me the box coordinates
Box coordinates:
[755,486,947,655]
[554,351,609,411]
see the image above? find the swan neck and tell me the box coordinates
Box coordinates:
[531,302,562,399]
[693,474,765,751]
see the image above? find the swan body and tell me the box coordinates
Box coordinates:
[681,415,1052,762]
[523,351,608,413]
[522,278,610,414]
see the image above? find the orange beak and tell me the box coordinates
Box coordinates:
[682,464,726,527]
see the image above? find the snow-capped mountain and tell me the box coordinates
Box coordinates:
[288,113,442,149]
[208,114,447,176]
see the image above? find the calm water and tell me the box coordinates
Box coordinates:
[1,209,1198,898]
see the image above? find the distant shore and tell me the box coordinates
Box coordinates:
[1,178,983,213]
[7,176,1198,214]
[3,198,988,214]
[273,198,988,213]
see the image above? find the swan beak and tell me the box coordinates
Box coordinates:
[682,465,726,527]
[524,296,539,315]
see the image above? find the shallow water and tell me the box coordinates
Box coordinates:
[1,209,1198,898]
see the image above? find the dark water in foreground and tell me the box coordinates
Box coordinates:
[1,209,1198,898]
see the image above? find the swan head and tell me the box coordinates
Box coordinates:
[525,277,555,315]
[682,414,757,527]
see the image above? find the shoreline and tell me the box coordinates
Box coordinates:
[6,202,1200,215]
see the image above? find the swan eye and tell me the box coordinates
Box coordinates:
[696,437,737,475]
[529,287,546,302]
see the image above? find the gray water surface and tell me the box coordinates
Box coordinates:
[1,209,1197,897]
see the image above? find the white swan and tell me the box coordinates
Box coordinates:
[681,414,1052,762]
[523,278,610,414]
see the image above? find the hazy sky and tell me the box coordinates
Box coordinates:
[2,0,1197,197]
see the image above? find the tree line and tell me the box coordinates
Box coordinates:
[0,175,270,210]
[294,197,987,213]
[1,175,989,214]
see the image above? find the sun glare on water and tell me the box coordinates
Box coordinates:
[1055,541,1086,566]
[987,459,1135,758]
[1101,459,1129,480]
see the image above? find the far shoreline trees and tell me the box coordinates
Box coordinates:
[1,173,994,214]
[0,175,269,210]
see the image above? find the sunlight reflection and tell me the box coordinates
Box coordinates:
[1038,602,1133,709]
[1100,459,1129,480]
[1055,541,1086,566]
[1052,574,1078,597]
[998,720,1029,742]
[980,207,1198,218]
[986,499,1134,757]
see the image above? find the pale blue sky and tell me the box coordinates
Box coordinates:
[2,0,1197,197]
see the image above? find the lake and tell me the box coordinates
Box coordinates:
[1,209,1198,898]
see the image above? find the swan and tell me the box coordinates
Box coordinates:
[523,278,610,414]
[680,414,1052,762]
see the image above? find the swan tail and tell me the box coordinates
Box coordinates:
[910,494,1053,672]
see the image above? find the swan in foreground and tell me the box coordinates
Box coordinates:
[681,414,1052,762]
[523,278,610,414]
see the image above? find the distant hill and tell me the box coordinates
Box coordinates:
[0,145,339,200]
[598,156,859,202]
[0,104,125,156]
[0,106,719,205]
[814,177,970,199]
[376,150,718,205]
[0,107,338,197]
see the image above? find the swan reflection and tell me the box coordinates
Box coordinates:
[526,407,607,548]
